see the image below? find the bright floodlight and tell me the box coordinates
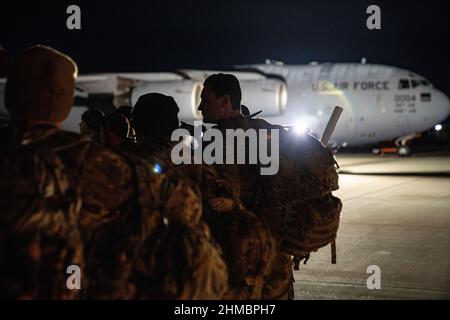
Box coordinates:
[435,124,443,131]
[293,121,309,135]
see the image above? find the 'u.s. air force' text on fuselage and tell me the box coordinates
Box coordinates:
[312,80,390,92]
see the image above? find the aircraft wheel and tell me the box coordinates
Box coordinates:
[372,148,381,155]
[397,146,411,157]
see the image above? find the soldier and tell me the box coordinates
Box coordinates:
[0,45,86,299]
[126,93,249,221]
[197,74,287,299]
[127,93,183,167]
[103,111,131,148]
[126,92,276,299]
[123,93,231,299]
[79,108,105,143]
[198,73,341,300]
[123,93,203,225]
[0,45,227,300]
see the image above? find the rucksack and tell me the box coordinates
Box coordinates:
[132,220,229,300]
[0,130,89,299]
[204,208,277,299]
[251,120,342,265]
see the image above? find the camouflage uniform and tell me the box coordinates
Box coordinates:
[132,220,228,299]
[0,123,225,299]
[118,137,230,299]
[0,45,89,299]
[0,45,221,300]
[120,137,204,225]
[214,114,341,300]
[78,135,226,299]
[0,125,85,299]
[122,137,240,205]
[204,208,276,300]
[213,115,295,300]
[122,136,276,299]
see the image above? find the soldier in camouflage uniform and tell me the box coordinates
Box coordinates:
[89,94,229,299]
[121,93,204,225]
[198,74,289,300]
[0,45,86,299]
[79,108,105,143]
[0,45,228,300]
[198,73,341,300]
[124,93,276,299]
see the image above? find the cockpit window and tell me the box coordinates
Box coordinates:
[421,79,432,87]
[399,78,432,89]
[398,79,410,89]
[411,80,421,88]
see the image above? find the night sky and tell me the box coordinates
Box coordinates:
[1,0,450,95]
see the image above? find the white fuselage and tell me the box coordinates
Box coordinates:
[244,63,450,146]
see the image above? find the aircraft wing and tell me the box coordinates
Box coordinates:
[1,68,288,125]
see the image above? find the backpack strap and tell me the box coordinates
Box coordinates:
[331,240,337,264]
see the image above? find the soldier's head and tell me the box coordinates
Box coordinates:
[4,45,77,128]
[199,73,241,123]
[132,93,180,139]
[79,108,105,141]
[103,112,130,147]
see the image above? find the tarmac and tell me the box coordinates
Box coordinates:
[294,153,450,299]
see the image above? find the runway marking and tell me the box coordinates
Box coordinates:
[337,158,399,168]
[296,279,450,295]
[341,222,450,229]
[339,171,450,176]
[340,177,422,202]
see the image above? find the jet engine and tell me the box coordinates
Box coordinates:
[130,80,203,120]
[240,79,287,116]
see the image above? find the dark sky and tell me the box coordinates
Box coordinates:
[1,0,450,94]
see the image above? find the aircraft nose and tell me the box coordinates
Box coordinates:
[432,90,450,122]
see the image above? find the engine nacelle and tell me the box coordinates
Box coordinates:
[130,80,202,120]
[240,79,287,116]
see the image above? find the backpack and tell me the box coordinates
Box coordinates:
[132,221,229,300]
[204,208,277,299]
[0,130,89,299]
[251,120,342,265]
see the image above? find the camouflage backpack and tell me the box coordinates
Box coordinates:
[0,130,89,299]
[132,220,229,300]
[204,208,277,299]
[253,124,342,265]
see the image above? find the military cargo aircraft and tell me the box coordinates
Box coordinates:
[1,59,449,155]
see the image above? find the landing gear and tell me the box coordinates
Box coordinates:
[394,133,420,157]
[396,145,411,157]
[372,133,420,156]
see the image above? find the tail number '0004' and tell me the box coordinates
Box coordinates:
[395,94,416,102]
